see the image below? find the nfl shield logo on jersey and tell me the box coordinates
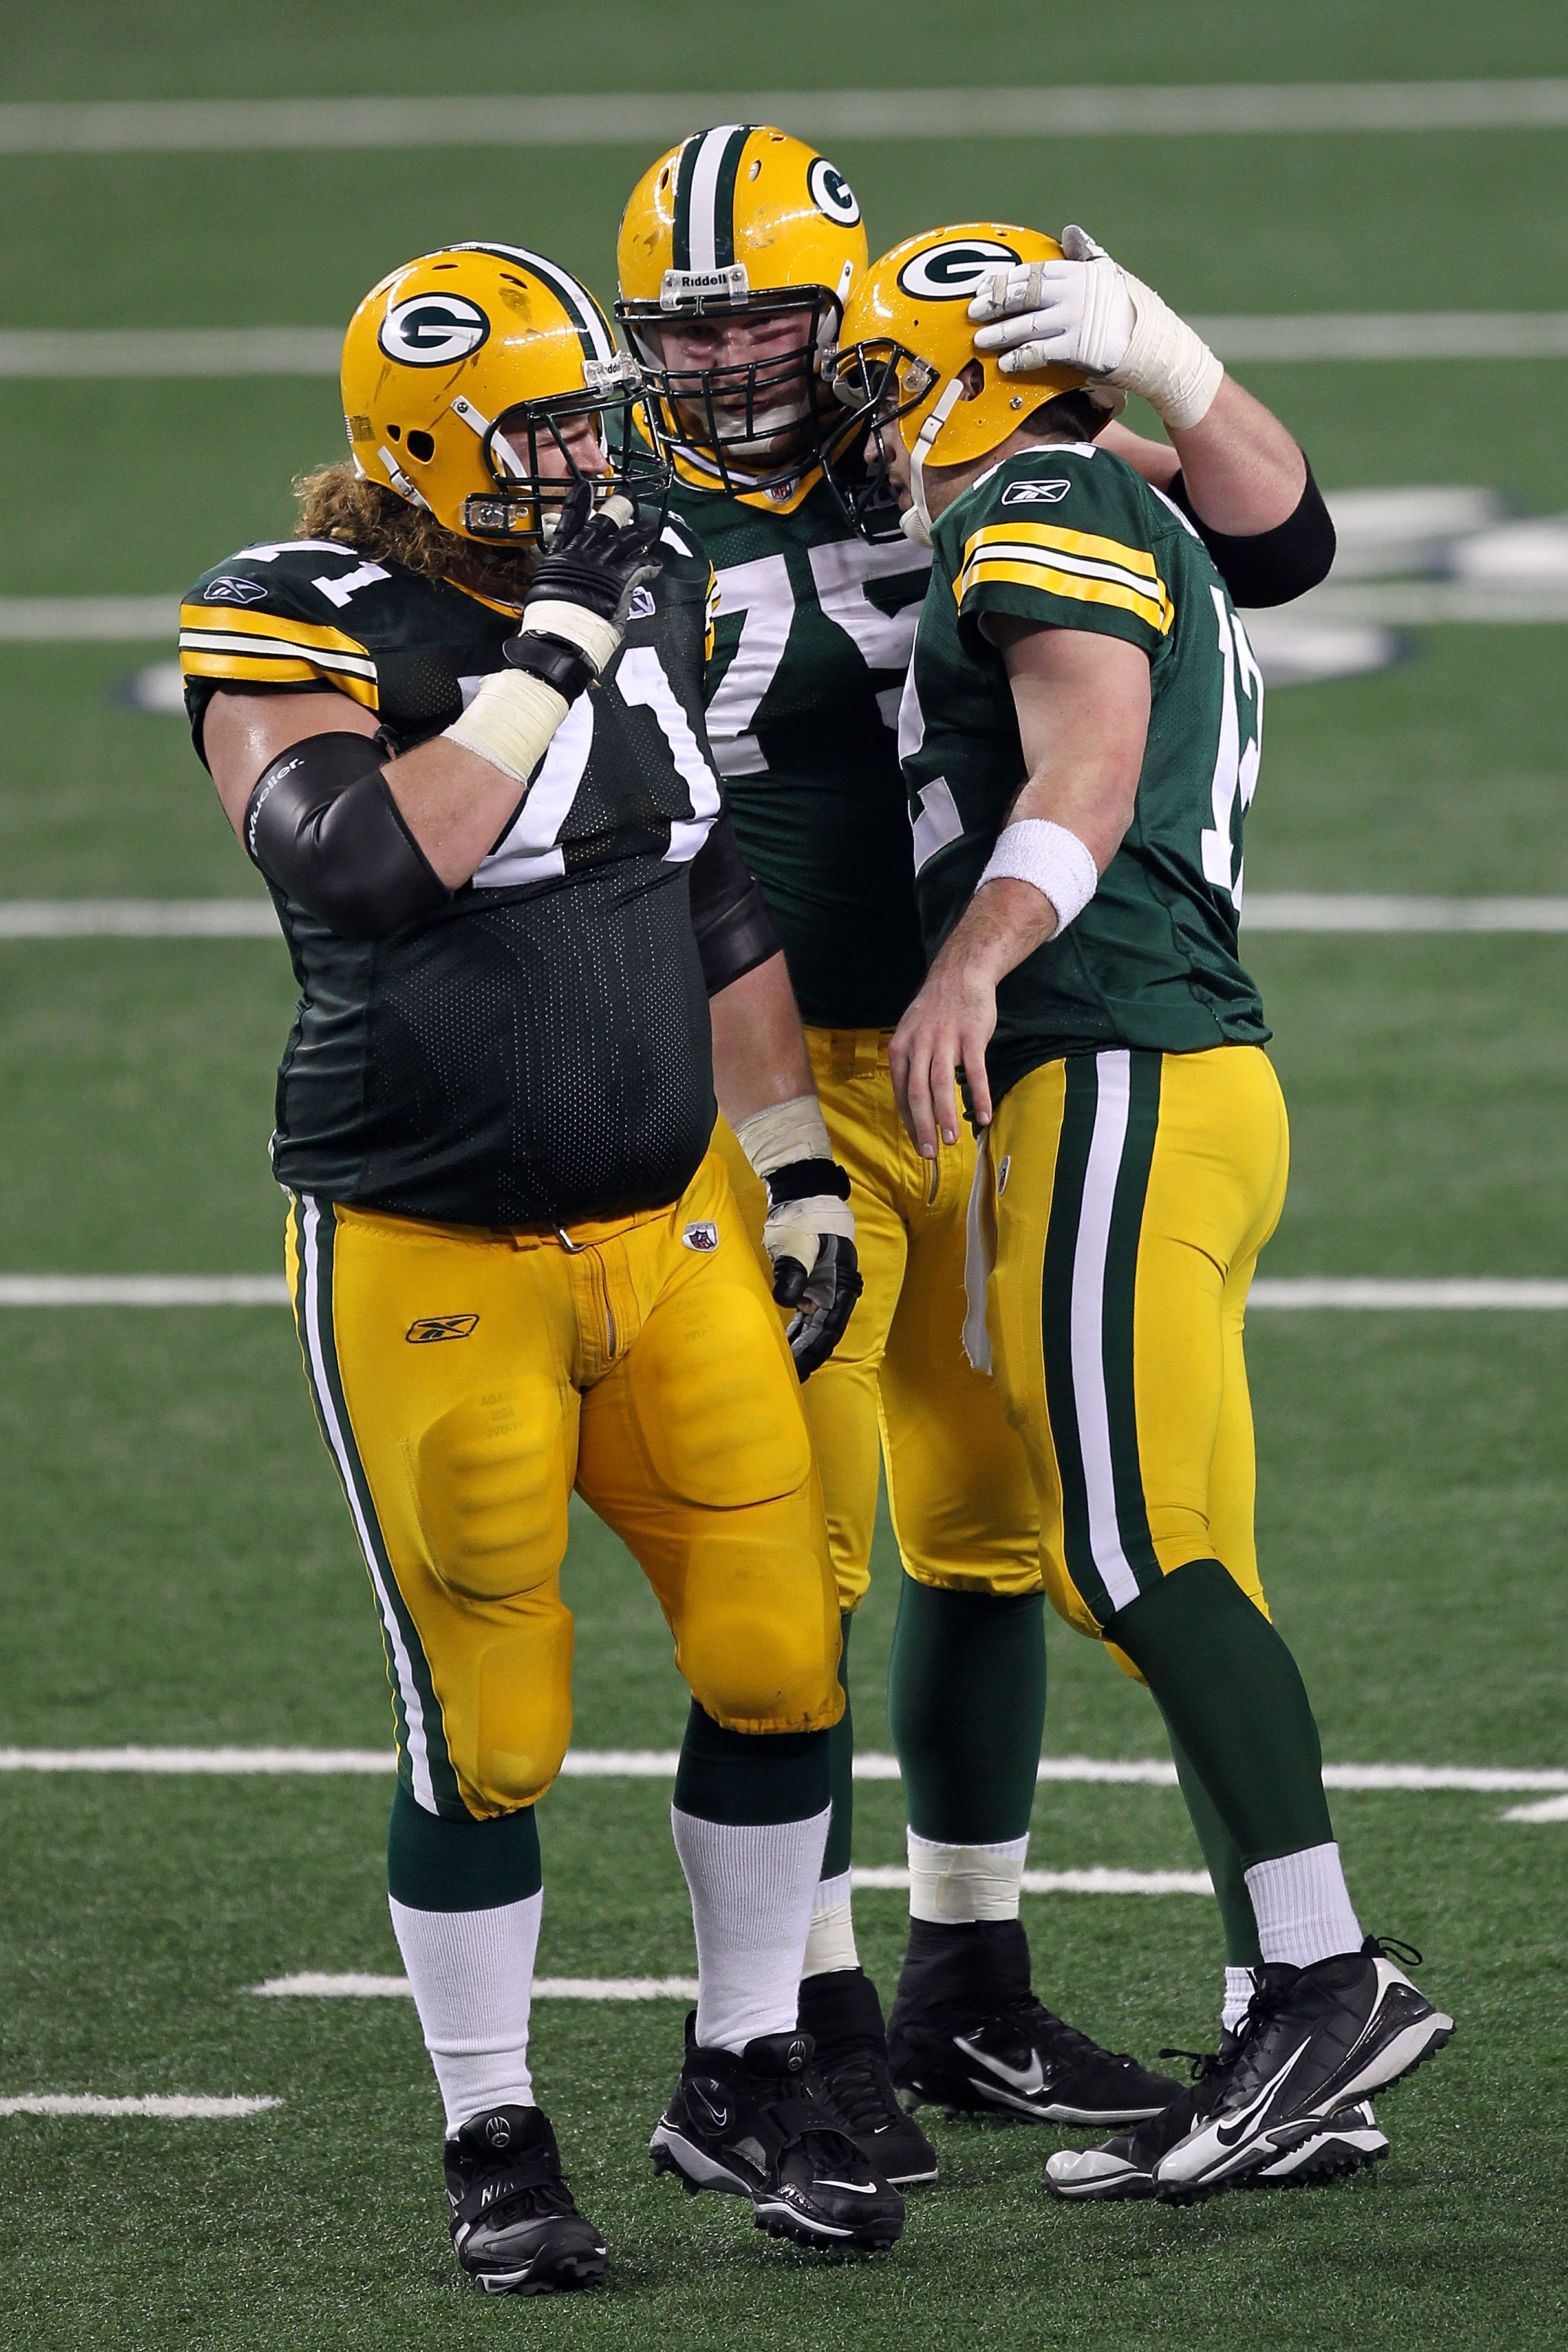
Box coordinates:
[682,1222,720,1252]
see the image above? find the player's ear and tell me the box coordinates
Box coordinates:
[957,359,984,402]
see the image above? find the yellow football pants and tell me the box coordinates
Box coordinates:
[983,1044,1289,1677]
[285,1151,842,1822]
[714,1026,1040,1613]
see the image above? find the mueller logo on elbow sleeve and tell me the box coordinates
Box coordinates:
[405,1313,480,1343]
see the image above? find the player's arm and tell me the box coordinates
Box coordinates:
[969,228,1334,600]
[890,621,1150,1155]
[691,814,861,1376]
[204,484,658,933]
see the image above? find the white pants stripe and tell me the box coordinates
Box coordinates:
[1066,1050,1143,1614]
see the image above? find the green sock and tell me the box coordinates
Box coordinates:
[887,1576,1046,1844]
[386,1778,542,1911]
[1161,1714,1263,1967]
[672,1702,831,1826]
[1108,1558,1333,1869]
[821,1613,855,1880]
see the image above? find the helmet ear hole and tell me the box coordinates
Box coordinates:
[385,423,402,441]
[405,429,436,463]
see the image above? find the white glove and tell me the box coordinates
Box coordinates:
[969,224,1223,432]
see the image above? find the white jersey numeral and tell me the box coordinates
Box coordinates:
[705,552,793,777]
[1199,587,1264,906]
[312,560,391,609]
[806,538,930,727]
[475,645,722,890]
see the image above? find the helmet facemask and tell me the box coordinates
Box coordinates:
[624,284,844,495]
[822,339,941,544]
[462,364,671,544]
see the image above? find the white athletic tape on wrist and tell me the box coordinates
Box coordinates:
[978,819,1098,934]
[442,667,571,785]
[734,1094,854,1260]
[907,1829,1029,1925]
[1106,268,1224,431]
[519,596,621,677]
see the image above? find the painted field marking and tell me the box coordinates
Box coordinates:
[852,1866,1213,1896]
[0,2094,280,2118]
[3,1747,1563,1791]
[5,316,1567,380]
[1500,1795,1568,1824]
[250,1973,700,1999]
[2,82,1567,154]
[0,597,177,641]
[0,901,276,938]
[3,1274,1567,1312]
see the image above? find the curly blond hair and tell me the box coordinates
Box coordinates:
[291,461,537,601]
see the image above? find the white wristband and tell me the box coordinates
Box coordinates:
[978,819,1099,934]
[519,596,621,678]
[442,666,571,785]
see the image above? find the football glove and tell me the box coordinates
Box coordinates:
[508,477,663,691]
[734,1094,863,1382]
[968,224,1223,432]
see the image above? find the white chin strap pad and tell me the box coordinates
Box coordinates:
[907,375,969,544]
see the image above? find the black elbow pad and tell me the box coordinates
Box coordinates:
[687,812,782,997]
[245,732,449,940]
[1168,459,1337,608]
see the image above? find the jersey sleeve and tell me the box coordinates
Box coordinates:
[179,542,381,764]
[945,451,1176,658]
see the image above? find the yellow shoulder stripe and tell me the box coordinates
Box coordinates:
[958,519,1162,581]
[957,555,1174,636]
[177,601,371,658]
[178,646,380,710]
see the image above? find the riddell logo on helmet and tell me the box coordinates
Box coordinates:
[378,293,491,367]
[896,239,1022,301]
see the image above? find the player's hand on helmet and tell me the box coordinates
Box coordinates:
[969,226,1136,381]
[968,224,1222,431]
[734,1095,863,1381]
[507,477,663,685]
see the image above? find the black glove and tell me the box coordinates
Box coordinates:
[504,478,663,699]
[764,1158,863,1382]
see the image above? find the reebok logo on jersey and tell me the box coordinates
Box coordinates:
[202,576,270,604]
[682,1222,720,1253]
[405,1313,480,1343]
[1002,479,1071,506]
[627,585,656,621]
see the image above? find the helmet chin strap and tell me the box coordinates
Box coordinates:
[902,374,968,548]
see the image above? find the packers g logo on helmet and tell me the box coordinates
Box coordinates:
[378,292,491,368]
[806,157,861,227]
[895,238,1022,301]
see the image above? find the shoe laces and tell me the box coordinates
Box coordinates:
[1008,1994,1142,2071]
[1158,2045,1228,2086]
[1362,1932,1424,1968]
[815,2041,901,2135]
[455,2146,578,2225]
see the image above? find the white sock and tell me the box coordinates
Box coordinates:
[1243,1841,1363,1968]
[1223,1965,1260,2036]
[389,1890,542,2135]
[907,1828,1029,1924]
[802,1871,859,1980]
[671,1804,831,2053]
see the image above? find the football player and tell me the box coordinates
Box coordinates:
[826,221,1455,2202]
[614,128,1342,2176]
[181,243,904,2288]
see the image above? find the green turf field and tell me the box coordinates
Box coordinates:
[2,6,1566,2346]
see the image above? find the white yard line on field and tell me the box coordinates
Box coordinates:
[6,896,1568,941]
[250,1973,700,1998]
[4,1273,1568,1310]
[4,1747,1565,1792]
[0,596,177,641]
[0,2094,280,2118]
[5,316,1567,378]
[1500,1795,1568,1823]
[1,81,1566,153]
[853,1866,1214,1895]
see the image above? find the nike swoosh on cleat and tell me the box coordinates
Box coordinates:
[1214,2040,1309,2147]
[952,2035,1046,2096]
[816,2179,877,2194]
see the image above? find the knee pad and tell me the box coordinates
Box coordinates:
[676,1533,842,1734]
[412,1377,570,1600]
[470,1620,575,1809]
[630,1282,812,1509]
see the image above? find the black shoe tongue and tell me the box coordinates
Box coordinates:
[741,2029,814,2078]
[457,2105,552,2163]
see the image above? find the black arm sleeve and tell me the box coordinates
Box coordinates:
[244,731,449,941]
[687,811,782,997]
[1165,458,1335,609]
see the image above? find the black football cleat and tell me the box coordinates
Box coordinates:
[1154,1937,1451,2201]
[798,1966,939,2186]
[1045,2034,1388,2201]
[649,2015,905,2250]
[444,2104,607,2294]
[887,1919,1181,2126]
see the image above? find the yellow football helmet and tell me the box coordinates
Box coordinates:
[825,223,1097,543]
[616,124,867,504]
[339,243,667,543]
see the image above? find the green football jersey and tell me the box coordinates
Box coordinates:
[903,440,1271,1105]
[180,522,726,1229]
[669,471,932,1029]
